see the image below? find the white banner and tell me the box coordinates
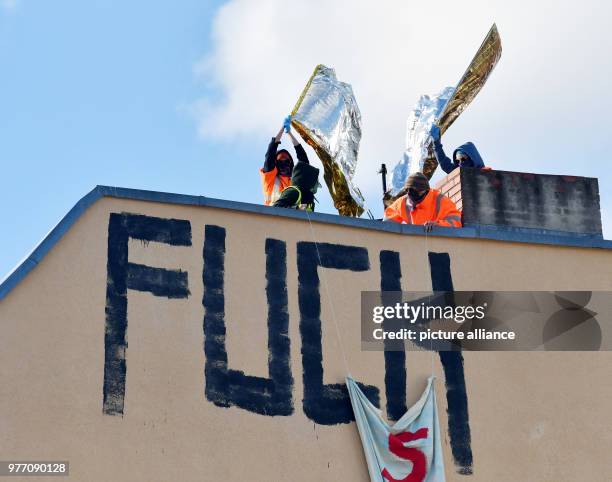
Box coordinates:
[347,376,446,482]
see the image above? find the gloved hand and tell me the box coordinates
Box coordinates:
[283,115,292,133]
[429,124,441,142]
[423,220,437,233]
[382,190,395,209]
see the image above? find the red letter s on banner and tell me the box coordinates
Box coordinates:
[381,428,428,482]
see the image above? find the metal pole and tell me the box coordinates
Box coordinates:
[378,163,387,211]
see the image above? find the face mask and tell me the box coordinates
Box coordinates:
[277,158,292,176]
[455,152,472,167]
[408,187,427,205]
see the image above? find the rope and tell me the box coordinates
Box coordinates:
[425,227,435,378]
[303,212,348,468]
[303,200,439,381]
[305,210,352,377]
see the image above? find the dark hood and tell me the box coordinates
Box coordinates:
[453,142,485,168]
[291,161,319,192]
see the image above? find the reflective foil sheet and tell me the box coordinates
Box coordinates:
[390,86,455,194]
[437,23,502,136]
[291,65,365,217]
[389,23,502,194]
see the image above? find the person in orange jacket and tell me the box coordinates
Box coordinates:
[384,172,462,231]
[260,115,309,206]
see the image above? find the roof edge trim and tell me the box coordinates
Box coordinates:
[1,185,610,302]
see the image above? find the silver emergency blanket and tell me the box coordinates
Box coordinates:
[291,65,365,217]
[390,23,502,194]
[390,87,455,194]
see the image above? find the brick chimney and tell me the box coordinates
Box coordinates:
[434,168,602,237]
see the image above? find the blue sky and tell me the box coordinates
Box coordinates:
[1,1,228,276]
[1,0,611,279]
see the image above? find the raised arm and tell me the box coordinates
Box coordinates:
[288,131,309,164]
[274,125,284,143]
[263,136,280,173]
[433,140,455,174]
[263,124,286,173]
[430,124,455,174]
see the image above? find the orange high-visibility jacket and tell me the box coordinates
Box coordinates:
[384,189,462,227]
[260,167,291,206]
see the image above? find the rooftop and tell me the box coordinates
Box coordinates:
[1,184,611,302]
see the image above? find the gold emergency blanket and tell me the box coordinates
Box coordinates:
[436,23,502,138]
[390,23,502,193]
[291,65,365,217]
[423,23,502,178]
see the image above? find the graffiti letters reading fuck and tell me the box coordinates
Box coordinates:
[103,212,473,474]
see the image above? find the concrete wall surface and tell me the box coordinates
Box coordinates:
[460,169,602,235]
[1,194,611,481]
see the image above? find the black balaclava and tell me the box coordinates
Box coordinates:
[454,149,473,168]
[405,172,430,208]
[276,149,294,177]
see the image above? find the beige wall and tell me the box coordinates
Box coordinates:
[1,197,611,481]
